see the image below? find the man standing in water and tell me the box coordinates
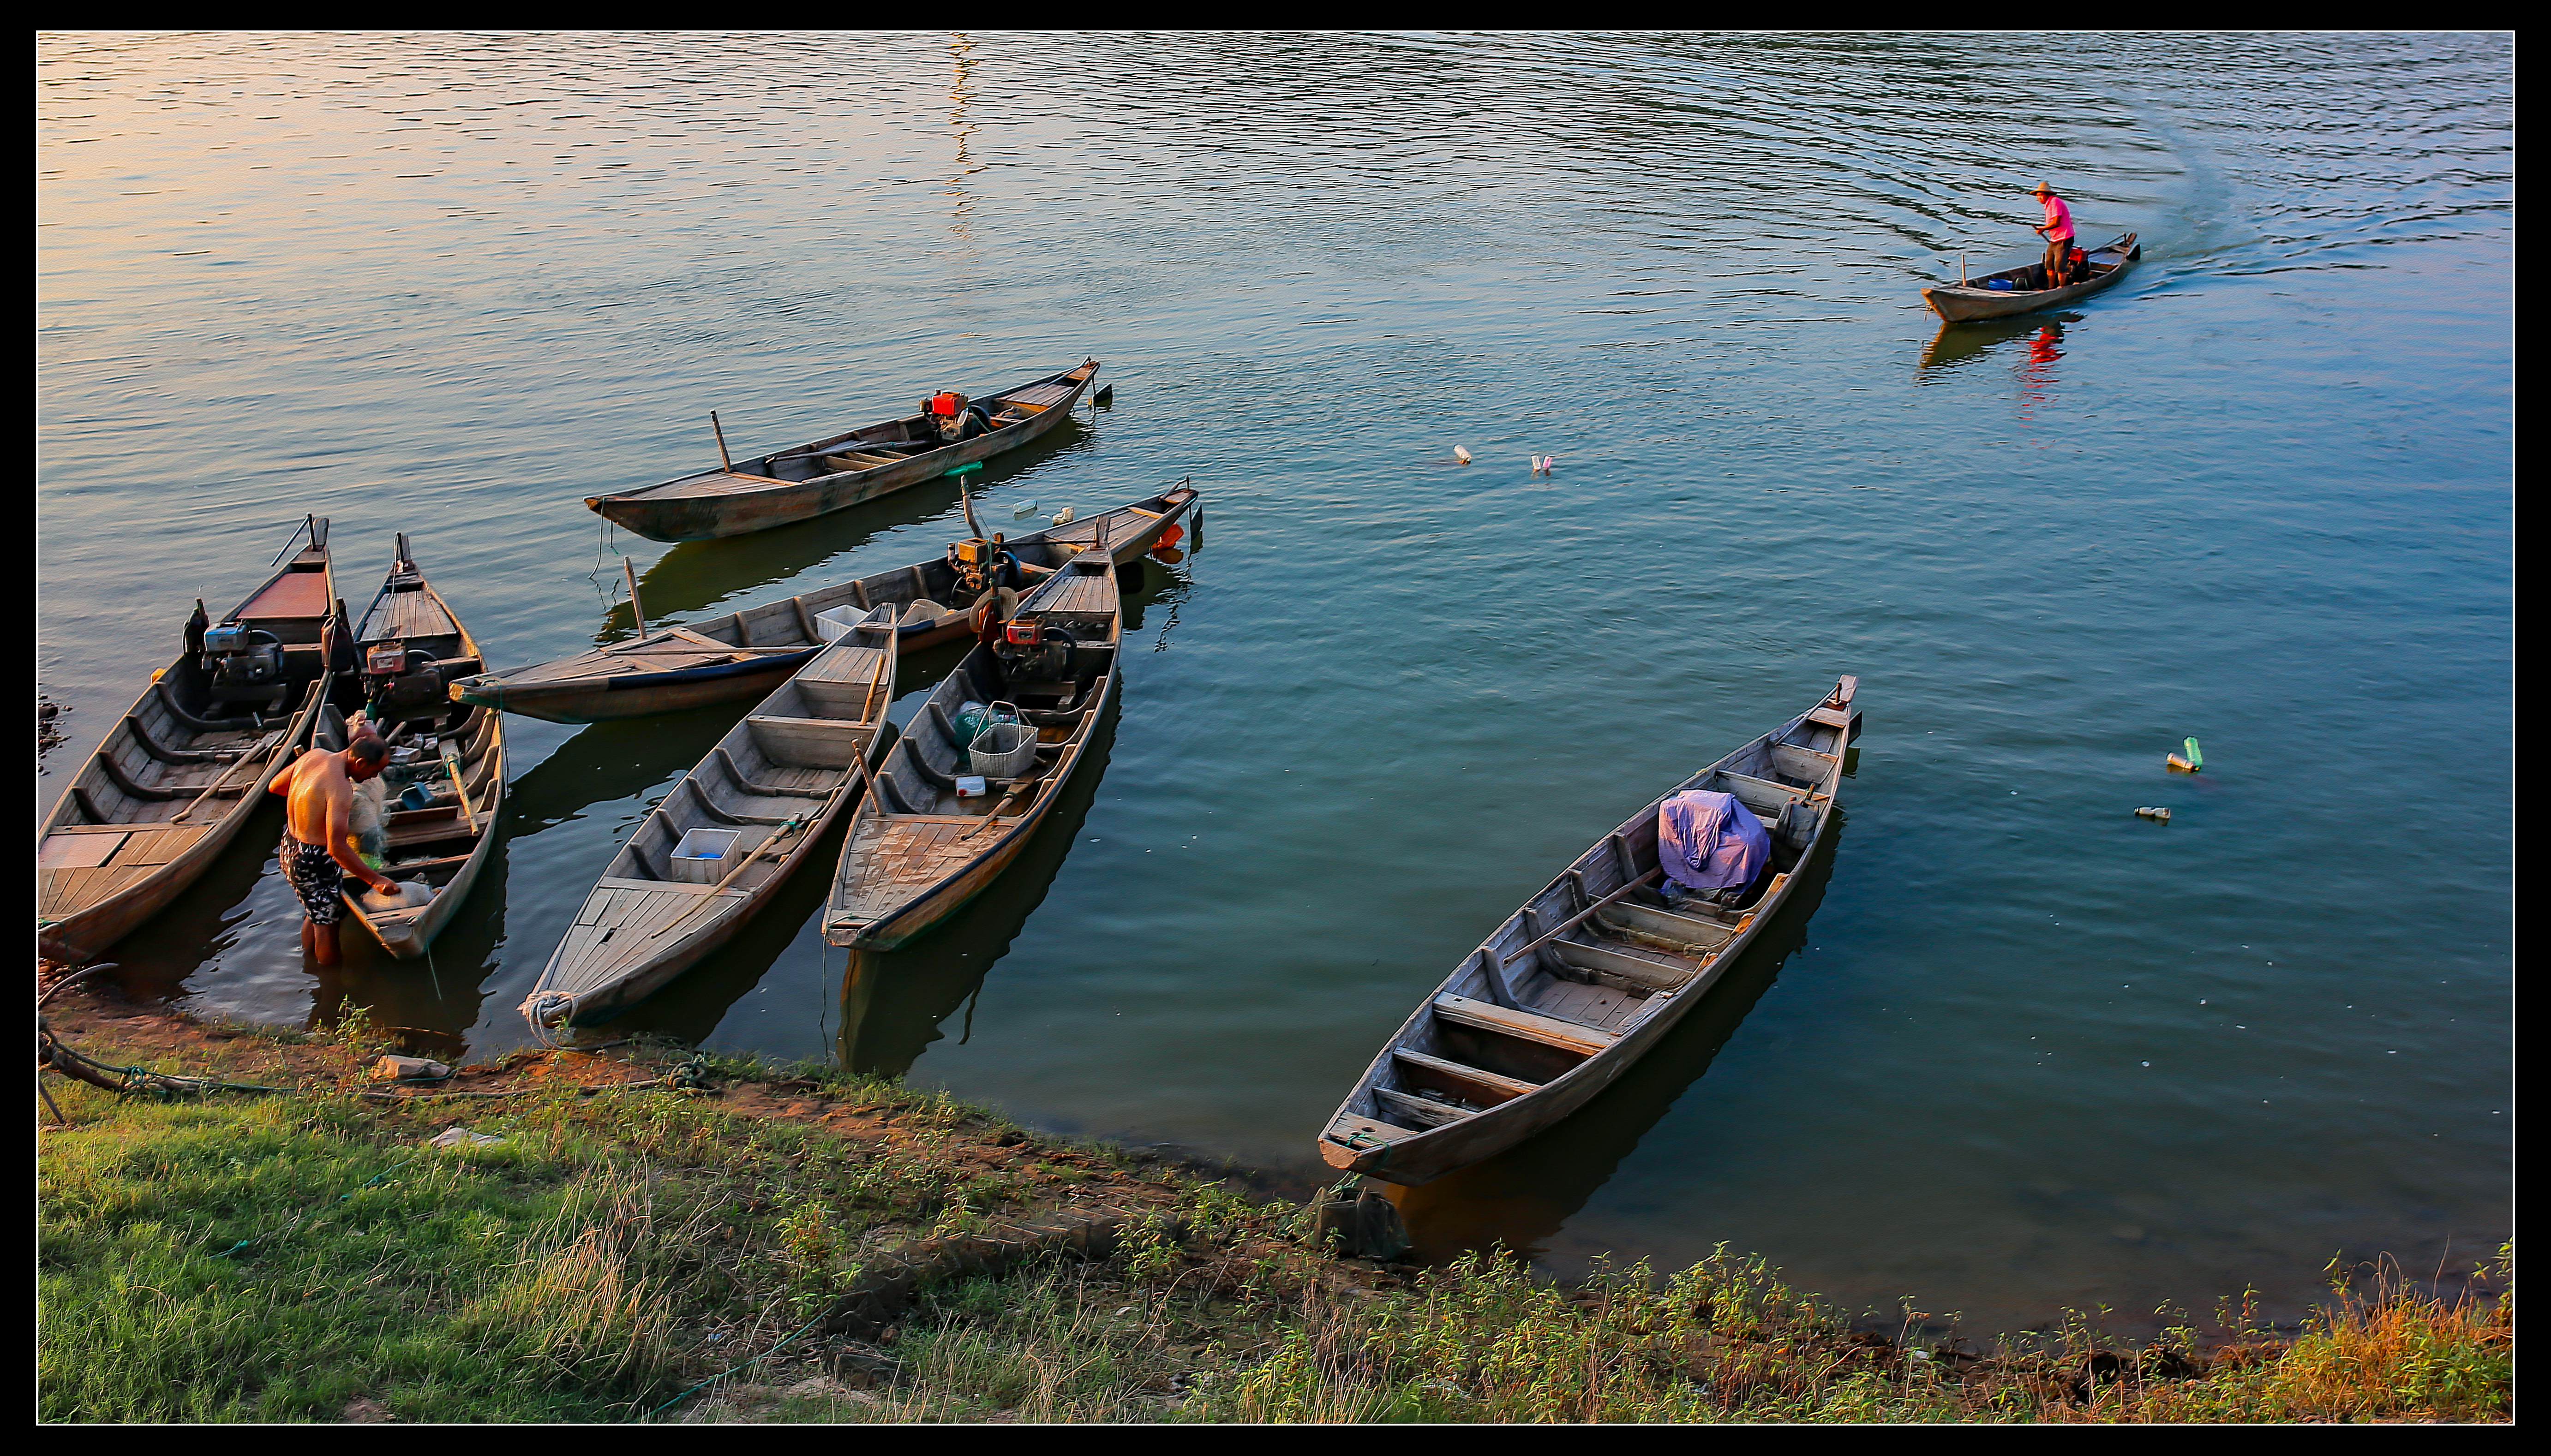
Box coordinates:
[267,734,399,965]
[2029,180,2076,286]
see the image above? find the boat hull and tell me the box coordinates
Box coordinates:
[836,668,1118,951]
[457,487,1193,723]
[589,364,1098,543]
[36,676,324,962]
[1317,682,1863,1186]
[1922,234,2139,321]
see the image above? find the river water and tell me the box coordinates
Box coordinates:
[37,32,2511,1336]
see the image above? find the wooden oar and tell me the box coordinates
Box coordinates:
[439,744,478,833]
[168,729,285,825]
[644,796,834,944]
[1496,867,1665,974]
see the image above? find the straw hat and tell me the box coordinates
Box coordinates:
[2029,181,2056,195]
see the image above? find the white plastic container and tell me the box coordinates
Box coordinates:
[813,605,874,644]
[670,826,743,883]
[954,775,988,799]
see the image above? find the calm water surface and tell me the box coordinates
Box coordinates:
[37,32,2511,1335]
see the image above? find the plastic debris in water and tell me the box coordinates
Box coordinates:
[2167,736,2203,773]
[1530,455,1557,475]
[1050,507,1076,526]
[2135,806,2172,823]
[1453,445,1472,464]
[1012,498,1037,516]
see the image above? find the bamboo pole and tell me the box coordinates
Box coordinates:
[711,411,735,473]
[624,559,647,638]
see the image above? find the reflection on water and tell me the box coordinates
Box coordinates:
[37,32,2509,1335]
[1918,312,2084,374]
[838,699,1119,1077]
[1393,814,1843,1262]
[593,411,1095,637]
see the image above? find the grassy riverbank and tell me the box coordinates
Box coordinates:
[38,988,2510,1423]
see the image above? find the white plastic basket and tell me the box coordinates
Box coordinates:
[670,826,743,883]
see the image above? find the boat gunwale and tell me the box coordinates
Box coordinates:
[1316,683,1860,1184]
[590,360,1100,510]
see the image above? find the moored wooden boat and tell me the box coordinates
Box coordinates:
[586,360,1102,542]
[453,483,1197,724]
[1922,233,2139,322]
[328,536,506,959]
[1317,676,1864,1186]
[36,517,340,963]
[824,551,1122,951]
[519,626,897,1030]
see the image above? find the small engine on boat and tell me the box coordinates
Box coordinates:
[200,624,288,711]
[363,639,447,722]
[923,391,991,444]
[946,536,994,596]
[993,618,1076,682]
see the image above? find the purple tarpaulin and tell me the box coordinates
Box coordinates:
[1657,789,1769,891]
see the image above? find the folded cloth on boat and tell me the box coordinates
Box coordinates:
[1658,789,1768,892]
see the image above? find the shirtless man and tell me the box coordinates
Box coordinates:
[267,734,398,965]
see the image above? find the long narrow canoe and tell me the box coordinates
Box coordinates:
[326,536,506,959]
[825,551,1122,951]
[586,360,1102,542]
[520,625,897,1029]
[1317,676,1865,1186]
[37,517,339,964]
[453,484,1197,724]
[1922,233,2138,322]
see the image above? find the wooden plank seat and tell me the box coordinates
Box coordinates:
[1596,901,1737,955]
[1432,994,1618,1056]
[97,757,243,802]
[1327,1113,1422,1146]
[1548,936,1694,992]
[121,716,246,764]
[1392,1048,1540,1102]
[681,777,793,827]
[1375,1088,1471,1128]
[710,746,832,798]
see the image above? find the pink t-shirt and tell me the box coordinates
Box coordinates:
[2040,193,2074,242]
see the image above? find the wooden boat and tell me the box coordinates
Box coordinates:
[325,535,506,959]
[1317,676,1865,1186]
[519,625,897,1030]
[453,483,1197,724]
[824,550,1122,951]
[36,517,341,964]
[1922,233,2139,322]
[585,360,1102,543]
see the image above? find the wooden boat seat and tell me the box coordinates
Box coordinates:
[1328,1113,1422,1147]
[1596,901,1736,955]
[98,757,241,803]
[1393,1048,1539,1102]
[1375,1088,1472,1128]
[1548,936,1692,992]
[683,778,793,828]
[121,715,242,764]
[821,451,907,473]
[1432,994,1616,1056]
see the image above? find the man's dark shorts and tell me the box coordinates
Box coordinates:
[280,834,344,926]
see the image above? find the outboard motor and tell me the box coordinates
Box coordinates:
[201,623,288,713]
[922,391,992,445]
[363,638,447,722]
[945,536,994,597]
[994,617,1076,684]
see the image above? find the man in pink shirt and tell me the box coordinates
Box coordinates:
[2030,181,2077,286]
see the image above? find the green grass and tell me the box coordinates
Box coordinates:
[38,1029,2512,1424]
